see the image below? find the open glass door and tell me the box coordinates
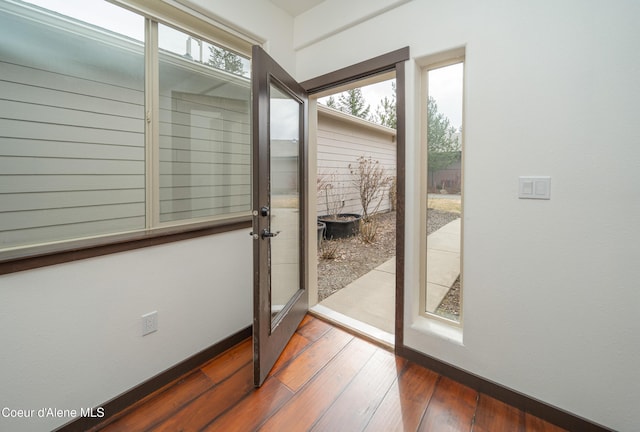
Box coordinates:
[252,45,308,386]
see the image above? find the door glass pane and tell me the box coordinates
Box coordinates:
[269,83,301,325]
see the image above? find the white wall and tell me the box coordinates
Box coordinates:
[293,0,410,50]
[296,1,640,431]
[0,230,252,432]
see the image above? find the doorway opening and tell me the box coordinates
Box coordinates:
[309,75,397,347]
[252,46,409,385]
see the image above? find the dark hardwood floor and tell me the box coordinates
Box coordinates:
[93,315,567,432]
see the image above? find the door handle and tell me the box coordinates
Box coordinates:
[261,228,280,239]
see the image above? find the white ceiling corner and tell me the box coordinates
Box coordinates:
[269,0,325,17]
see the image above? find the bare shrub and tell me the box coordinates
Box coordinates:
[359,217,379,243]
[319,240,340,260]
[388,176,397,211]
[349,156,390,222]
[318,170,345,220]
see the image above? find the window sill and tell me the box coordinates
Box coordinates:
[0,214,252,276]
[410,314,464,346]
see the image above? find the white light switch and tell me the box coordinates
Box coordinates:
[519,176,551,200]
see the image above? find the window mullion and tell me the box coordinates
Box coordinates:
[145,19,160,228]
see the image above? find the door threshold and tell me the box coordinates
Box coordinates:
[309,304,395,350]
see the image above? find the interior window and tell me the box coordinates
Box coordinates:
[0,0,145,249]
[0,0,251,254]
[158,24,251,223]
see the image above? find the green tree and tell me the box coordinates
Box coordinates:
[427,96,460,189]
[207,46,244,75]
[374,81,396,129]
[325,96,338,109]
[334,88,370,119]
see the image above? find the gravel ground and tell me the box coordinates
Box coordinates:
[435,276,460,320]
[317,210,461,311]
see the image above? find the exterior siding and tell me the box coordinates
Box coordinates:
[0,58,146,249]
[158,89,251,222]
[316,109,396,218]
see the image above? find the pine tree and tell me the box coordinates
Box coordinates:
[207,46,244,75]
[335,88,370,119]
[374,81,396,128]
[325,96,338,109]
[427,96,460,188]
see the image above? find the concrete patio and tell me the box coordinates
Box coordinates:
[314,219,461,339]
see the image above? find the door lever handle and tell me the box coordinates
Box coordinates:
[261,229,280,239]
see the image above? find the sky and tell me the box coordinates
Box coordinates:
[318,62,464,130]
[428,63,464,130]
[24,0,144,40]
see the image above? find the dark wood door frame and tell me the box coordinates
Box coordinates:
[300,46,410,350]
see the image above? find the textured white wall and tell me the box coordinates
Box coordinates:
[293,0,410,50]
[0,230,252,432]
[297,1,640,431]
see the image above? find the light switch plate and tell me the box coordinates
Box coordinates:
[142,311,158,336]
[519,176,551,199]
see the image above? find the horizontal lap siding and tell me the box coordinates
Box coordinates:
[0,61,144,107]
[317,114,396,217]
[1,189,144,212]
[158,174,248,187]
[0,217,145,249]
[0,203,144,231]
[0,58,145,249]
[158,87,251,222]
[0,175,143,194]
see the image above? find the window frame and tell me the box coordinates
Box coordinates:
[152,21,252,227]
[418,49,465,327]
[0,0,259,274]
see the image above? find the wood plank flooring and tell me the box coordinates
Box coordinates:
[94,315,567,432]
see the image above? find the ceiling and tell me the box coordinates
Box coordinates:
[269,0,325,16]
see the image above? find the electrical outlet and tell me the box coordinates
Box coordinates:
[142,311,158,336]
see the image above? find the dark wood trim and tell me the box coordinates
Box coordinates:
[53,326,252,432]
[396,345,615,432]
[0,217,252,276]
[394,60,406,349]
[299,46,410,350]
[300,47,410,94]
[251,45,309,387]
